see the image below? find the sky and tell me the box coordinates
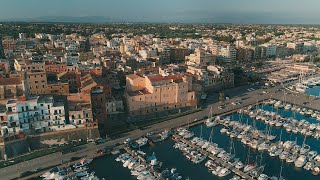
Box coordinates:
[0,0,319,24]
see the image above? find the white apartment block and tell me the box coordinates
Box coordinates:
[1,96,66,138]
[62,52,80,65]
[219,45,237,62]
[261,44,277,57]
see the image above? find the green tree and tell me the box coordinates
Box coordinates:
[84,38,91,52]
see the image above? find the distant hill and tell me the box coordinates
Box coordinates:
[6,16,111,23]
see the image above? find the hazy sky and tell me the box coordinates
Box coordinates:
[0,0,319,24]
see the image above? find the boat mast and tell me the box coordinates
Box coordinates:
[279,160,284,180]
[279,129,283,142]
[229,138,233,154]
[208,128,214,143]
[302,135,307,146]
[259,151,263,166]
[246,147,251,164]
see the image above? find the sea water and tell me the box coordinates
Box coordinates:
[89,106,320,180]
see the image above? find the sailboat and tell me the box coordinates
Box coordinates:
[206,106,218,127]
[243,147,257,173]
[250,151,266,178]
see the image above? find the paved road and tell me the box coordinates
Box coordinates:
[3,83,318,179]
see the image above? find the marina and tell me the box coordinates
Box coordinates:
[88,100,318,180]
[36,99,320,180]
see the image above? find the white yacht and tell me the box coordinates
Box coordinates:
[217,168,231,177]
[243,163,257,172]
[294,155,307,168]
[300,144,311,155]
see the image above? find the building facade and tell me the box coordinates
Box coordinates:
[125,71,196,120]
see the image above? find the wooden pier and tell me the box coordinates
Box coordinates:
[172,134,254,180]
[124,147,147,164]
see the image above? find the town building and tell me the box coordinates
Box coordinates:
[125,68,196,120]
[185,48,215,65]
[0,77,25,101]
[0,96,66,141]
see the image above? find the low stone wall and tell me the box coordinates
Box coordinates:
[127,106,195,122]
[1,127,100,159]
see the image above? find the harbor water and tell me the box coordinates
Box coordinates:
[89,105,320,180]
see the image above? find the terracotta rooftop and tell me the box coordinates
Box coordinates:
[0,77,22,85]
[147,74,182,82]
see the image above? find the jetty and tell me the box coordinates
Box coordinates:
[172,134,254,180]
[123,147,159,177]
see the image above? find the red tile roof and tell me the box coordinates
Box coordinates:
[0,78,22,85]
[147,74,182,82]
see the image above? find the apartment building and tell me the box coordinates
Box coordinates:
[0,96,66,140]
[187,65,234,91]
[106,96,124,114]
[61,52,80,65]
[57,72,81,93]
[80,74,112,125]
[236,47,253,62]
[47,82,69,95]
[14,59,45,72]
[261,44,277,57]
[67,93,94,127]
[218,45,237,62]
[45,62,68,73]
[1,36,15,54]
[125,69,196,119]
[0,77,25,101]
[185,48,215,65]
[26,70,48,95]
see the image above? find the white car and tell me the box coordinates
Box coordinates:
[124,138,131,144]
